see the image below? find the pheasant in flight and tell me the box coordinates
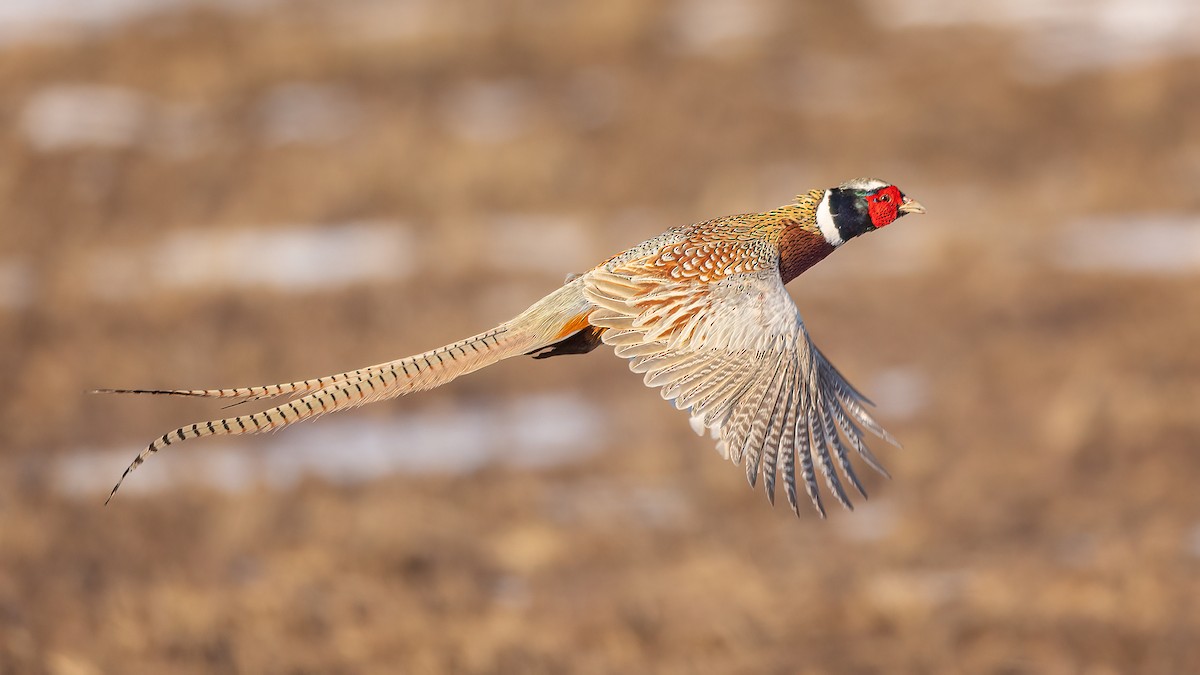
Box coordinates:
[99,178,924,516]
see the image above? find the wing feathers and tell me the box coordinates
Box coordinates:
[810,393,852,511]
[585,262,896,517]
[759,360,795,505]
[822,400,867,500]
[736,357,789,489]
[831,403,891,480]
[779,390,801,516]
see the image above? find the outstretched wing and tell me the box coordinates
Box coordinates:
[583,262,897,517]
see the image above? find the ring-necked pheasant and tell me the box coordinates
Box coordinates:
[98,177,924,516]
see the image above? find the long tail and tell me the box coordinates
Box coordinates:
[91,367,382,407]
[101,279,594,503]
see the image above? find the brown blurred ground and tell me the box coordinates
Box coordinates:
[2,1,1200,673]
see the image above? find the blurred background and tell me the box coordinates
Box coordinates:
[2,0,1199,672]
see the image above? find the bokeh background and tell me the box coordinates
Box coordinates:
[2,0,1199,672]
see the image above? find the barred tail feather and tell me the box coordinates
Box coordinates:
[91,337,517,404]
[105,325,542,504]
[91,364,412,404]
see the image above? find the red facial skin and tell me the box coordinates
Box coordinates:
[866,185,904,228]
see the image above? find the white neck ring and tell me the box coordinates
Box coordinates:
[815,190,843,247]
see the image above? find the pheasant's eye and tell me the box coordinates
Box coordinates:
[879,193,891,202]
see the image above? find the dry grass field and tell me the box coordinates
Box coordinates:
[2,1,1199,672]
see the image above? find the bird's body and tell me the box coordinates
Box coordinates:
[99,178,924,516]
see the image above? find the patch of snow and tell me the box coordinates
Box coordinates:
[86,221,416,301]
[669,0,777,52]
[21,85,151,151]
[58,392,606,499]
[0,259,33,310]
[442,80,534,144]
[869,0,1200,77]
[871,366,930,420]
[258,83,363,146]
[1056,216,1200,274]
[485,215,593,275]
[0,0,277,46]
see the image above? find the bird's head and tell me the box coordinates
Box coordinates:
[815,178,925,247]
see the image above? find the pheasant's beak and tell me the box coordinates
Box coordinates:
[898,196,926,215]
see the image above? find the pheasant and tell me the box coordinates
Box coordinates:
[98,177,924,516]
